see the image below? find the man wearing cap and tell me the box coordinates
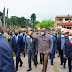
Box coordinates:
[29,28,53,72]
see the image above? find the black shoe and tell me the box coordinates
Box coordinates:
[16,68,18,71]
[37,62,38,64]
[63,66,66,68]
[40,62,42,64]
[27,69,32,71]
[35,63,37,67]
[51,63,53,65]
[20,62,23,67]
[58,56,59,57]
[60,63,63,65]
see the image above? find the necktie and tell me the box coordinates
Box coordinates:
[23,35,25,43]
[15,36,18,44]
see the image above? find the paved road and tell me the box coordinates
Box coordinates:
[14,53,68,72]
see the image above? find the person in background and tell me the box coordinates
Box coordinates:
[8,31,12,46]
[31,29,38,64]
[11,30,23,71]
[56,32,66,68]
[50,33,56,65]
[12,30,15,37]
[37,30,42,64]
[29,28,53,72]
[21,31,26,57]
[25,32,38,71]
[0,26,15,72]
[63,32,72,72]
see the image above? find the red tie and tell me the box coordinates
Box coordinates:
[70,39,72,46]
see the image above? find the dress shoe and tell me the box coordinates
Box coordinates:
[63,66,66,68]
[16,68,18,71]
[20,62,23,67]
[60,63,63,65]
[40,62,42,64]
[27,68,32,71]
[35,63,37,67]
[51,63,53,65]
[42,69,43,71]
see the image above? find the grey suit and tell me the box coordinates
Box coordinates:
[25,38,37,69]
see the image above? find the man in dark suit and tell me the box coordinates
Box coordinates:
[11,30,23,71]
[63,33,72,72]
[21,31,26,57]
[0,27,15,72]
[25,35,38,71]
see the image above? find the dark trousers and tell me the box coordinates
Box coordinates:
[28,51,37,69]
[41,53,48,72]
[35,54,38,62]
[60,50,66,66]
[16,51,22,69]
[68,57,71,72]
[60,50,63,64]
[40,53,42,63]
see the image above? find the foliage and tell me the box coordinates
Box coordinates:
[0,11,39,29]
[36,20,55,29]
[0,11,3,21]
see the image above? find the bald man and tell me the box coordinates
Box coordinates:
[29,28,53,72]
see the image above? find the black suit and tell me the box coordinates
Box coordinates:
[11,35,23,70]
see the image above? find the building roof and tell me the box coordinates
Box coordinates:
[60,22,72,26]
[56,15,72,18]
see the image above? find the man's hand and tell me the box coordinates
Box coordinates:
[22,51,24,54]
[35,53,38,55]
[49,50,52,54]
[25,53,27,55]
[63,55,66,58]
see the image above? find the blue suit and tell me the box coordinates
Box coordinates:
[63,38,72,72]
[0,34,15,72]
[51,36,56,64]
[11,35,23,70]
[21,35,26,57]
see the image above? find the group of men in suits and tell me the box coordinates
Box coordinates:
[1,25,72,72]
[56,32,72,72]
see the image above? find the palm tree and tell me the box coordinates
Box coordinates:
[30,13,36,29]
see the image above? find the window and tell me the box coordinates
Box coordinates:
[67,27,69,29]
[67,27,71,29]
[64,27,66,28]
[65,18,71,21]
[57,18,63,21]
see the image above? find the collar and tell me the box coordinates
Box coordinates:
[40,34,46,38]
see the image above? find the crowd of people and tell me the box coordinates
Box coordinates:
[0,26,72,72]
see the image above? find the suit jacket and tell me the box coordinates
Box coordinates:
[25,38,37,54]
[11,35,23,53]
[21,35,26,52]
[55,35,61,51]
[63,38,72,58]
[0,34,15,72]
[52,36,56,49]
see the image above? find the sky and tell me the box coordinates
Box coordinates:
[0,0,72,21]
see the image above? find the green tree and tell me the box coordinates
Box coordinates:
[0,11,3,21]
[36,20,55,29]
